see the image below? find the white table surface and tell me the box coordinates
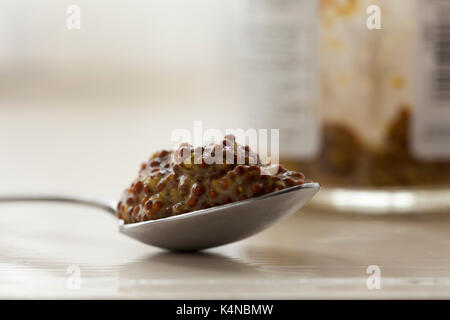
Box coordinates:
[2,203,450,299]
[1,98,450,299]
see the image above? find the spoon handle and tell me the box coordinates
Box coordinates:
[0,194,116,216]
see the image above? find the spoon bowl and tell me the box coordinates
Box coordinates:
[0,182,319,251]
[120,182,320,251]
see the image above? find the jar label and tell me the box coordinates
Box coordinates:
[244,0,320,159]
[413,0,450,159]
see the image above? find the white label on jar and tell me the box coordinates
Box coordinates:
[244,0,320,159]
[413,0,450,159]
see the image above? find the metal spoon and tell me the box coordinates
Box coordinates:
[0,182,319,251]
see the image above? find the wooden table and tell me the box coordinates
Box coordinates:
[1,202,450,299]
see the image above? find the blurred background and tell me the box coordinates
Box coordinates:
[0,0,248,200]
[1,0,450,211]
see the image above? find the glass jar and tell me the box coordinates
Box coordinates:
[244,0,450,213]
